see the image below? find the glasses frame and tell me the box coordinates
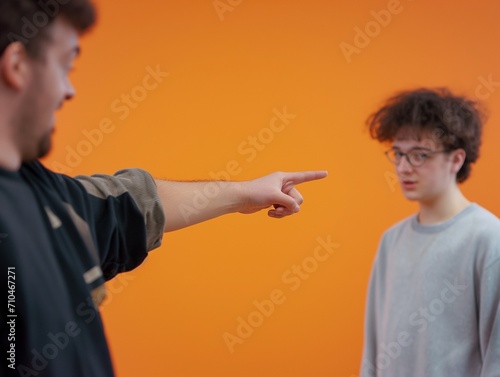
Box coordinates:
[384,148,449,167]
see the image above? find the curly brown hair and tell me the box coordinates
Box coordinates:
[0,0,96,58]
[366,88,487,183]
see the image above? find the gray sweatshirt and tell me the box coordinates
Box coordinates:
[361,204,500,377]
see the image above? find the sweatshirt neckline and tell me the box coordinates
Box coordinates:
[0,166,21,179]
[410,203,478,234]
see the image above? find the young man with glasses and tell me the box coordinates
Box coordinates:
[360,88,500,377]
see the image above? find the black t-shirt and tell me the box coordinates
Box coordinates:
[0,161,163,377]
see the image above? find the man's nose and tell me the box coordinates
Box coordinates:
[396,154,413,173]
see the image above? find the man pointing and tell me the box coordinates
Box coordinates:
[0,1,326,376]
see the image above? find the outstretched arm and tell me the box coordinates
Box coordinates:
[155,171,328,232]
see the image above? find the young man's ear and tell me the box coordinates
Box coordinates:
[0,42,31,90]
[451,148,466,175]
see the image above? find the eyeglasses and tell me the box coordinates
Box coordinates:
[385,149,448,167]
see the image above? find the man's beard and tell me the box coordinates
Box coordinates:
[17,122,54,163]
[37,130,53,159]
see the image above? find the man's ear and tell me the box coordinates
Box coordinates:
[451,148,466,175]
[0,42,31,90]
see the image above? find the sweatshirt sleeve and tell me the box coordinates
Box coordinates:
[360,235,387,377]
[478,252,500,377]
[73,168,166,280]
[76,169,165,252]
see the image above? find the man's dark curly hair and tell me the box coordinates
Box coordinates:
[0,0,96,58]
[366,88,487,183]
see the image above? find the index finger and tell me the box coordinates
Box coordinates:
[284,170,328,185]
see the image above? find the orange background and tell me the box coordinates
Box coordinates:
[43,0,500,376]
